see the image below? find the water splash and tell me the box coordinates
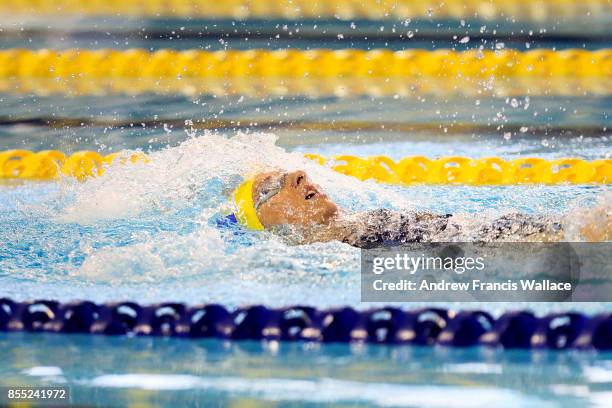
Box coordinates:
[0,132,608,307]
[58,132,413,224]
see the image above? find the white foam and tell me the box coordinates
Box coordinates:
[86,374,547,407]
[443,362,503,374]
[583,366,612,383]
[22,366,63,376]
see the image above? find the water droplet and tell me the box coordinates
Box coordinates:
[459,36,470,44]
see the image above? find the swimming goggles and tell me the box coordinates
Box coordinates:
[253,172,287,210]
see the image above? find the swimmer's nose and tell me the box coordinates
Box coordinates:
[287,170,308,189]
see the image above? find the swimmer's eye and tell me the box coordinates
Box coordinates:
[305,192,315,200]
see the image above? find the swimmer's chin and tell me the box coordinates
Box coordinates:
[322,205,341,224]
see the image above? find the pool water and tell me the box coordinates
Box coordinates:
[0,94,609,308]
[1,333,612,407]
[0,130,609,307]
[1,15,611,408]
[1,93,610,407]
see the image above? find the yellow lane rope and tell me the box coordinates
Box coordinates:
[2,77,610,97]
[0,150,149,181]
[305,154,612,184]
[1,150,609,184]
[1,0,609,21]
[0,49,610,79]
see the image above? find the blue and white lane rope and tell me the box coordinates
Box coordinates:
[1,299,610,350]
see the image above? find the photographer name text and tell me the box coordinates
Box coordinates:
[372,279,572,292]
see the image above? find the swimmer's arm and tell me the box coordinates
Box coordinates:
[466,213,564,242]
[466,208,609,242]
[440,207,610,242]
[294,205,609,247]
[347,210,569,243]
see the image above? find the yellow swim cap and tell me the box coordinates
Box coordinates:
[233,178,264,230]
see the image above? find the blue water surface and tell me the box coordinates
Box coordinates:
[1,332,612,408]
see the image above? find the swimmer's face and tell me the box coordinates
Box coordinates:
[252,170,339,228]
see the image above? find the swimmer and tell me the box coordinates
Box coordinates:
[230,170,610,248]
